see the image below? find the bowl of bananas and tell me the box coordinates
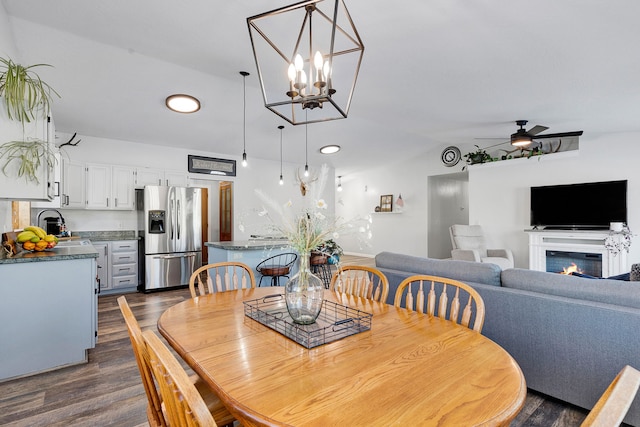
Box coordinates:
[16,226,59,252]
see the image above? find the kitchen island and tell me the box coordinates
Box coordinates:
[206,239,294,284]
[0,241,99,380]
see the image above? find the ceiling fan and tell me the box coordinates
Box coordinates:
[508,120,583,147]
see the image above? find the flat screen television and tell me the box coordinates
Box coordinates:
[530,180,627,230]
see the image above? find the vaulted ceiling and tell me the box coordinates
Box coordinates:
[3,0,640,176]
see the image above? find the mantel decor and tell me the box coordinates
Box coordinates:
[187,155,236,176]
[379,194,393,212]
[247,0,364,125]
[605,225,633,256]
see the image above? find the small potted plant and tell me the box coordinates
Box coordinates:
[605,224,633,256]
[463,145,494,165]
[316,239,344,265]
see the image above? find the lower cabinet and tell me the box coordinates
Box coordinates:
[0,257,97,380]
[94,240,138,294]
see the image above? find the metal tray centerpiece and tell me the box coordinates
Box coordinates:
[243,294,373,349]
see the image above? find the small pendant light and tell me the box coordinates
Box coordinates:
[278,125,285,185]
[304,113,309,177]
[240,71,250,167]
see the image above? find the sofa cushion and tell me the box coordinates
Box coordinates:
[501,268,640,309]
[374,251,502,287]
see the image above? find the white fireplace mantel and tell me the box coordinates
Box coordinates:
[527,229,628,277]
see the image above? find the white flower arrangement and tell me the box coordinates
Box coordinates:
[240,164,371,257]
[604,224,633,256]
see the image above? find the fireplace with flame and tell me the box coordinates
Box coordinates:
[546,250,603,277]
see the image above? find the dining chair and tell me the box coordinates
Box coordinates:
[581,365,640,427]
[393,274,485,332]
[117,296,236,427]
[329,265,389,302]
[255,252,297,287]
[143,329,218,427]
[189,262,256,298]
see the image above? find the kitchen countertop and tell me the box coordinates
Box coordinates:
[206,240,290,251]
[0,240,98,264]
[70,230,140,241]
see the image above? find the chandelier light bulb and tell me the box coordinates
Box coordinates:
[314,51,324,70]
[288,63,297,82]
[294,54,304,71]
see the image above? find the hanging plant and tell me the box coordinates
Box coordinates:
[0,139,57,184]
[0,57,59,124]
[0,57,60,183]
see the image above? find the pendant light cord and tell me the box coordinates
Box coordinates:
[304,110,309,176]
[240,71,249,166]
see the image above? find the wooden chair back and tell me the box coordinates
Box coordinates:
[117,296,166,427]
[189,262,256,298]
[143,330,217,427]
[329,265,389,302]
[581,365,640,427]
[393,274,485,332]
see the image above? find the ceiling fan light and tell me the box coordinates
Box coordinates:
[511,135,532,147]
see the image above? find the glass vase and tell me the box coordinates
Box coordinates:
[285,252,324,324]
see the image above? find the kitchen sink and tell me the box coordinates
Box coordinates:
[55,239,92,247]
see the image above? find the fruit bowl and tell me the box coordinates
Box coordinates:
[16,226,59,252]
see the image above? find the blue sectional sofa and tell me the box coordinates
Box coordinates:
[374,251,640,426]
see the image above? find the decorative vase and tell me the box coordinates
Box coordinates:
[285,252,324,324]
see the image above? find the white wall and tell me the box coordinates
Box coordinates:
[468,134,640,270]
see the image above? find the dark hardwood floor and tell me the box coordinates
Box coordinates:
[0,255,591,426]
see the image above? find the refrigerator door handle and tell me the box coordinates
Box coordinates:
[156,253,195,260]
[169,197,175,240]
[177,199,181,240]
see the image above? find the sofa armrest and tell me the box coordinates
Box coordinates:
[451,249,482,262]
[487,248,514,263]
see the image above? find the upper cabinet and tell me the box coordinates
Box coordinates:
[135,168,188,188]
[85,163,134,210]
[61,159,85,209]
[0,115,56,201]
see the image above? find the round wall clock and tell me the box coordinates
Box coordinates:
[441,146,461,167]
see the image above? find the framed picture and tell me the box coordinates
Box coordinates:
[380,194,393,212]
[188,155,236,176]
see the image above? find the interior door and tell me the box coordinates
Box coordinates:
[219,182,232,241]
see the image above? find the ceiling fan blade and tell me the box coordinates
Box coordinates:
[527,125,549,136]
[533,130,583,139]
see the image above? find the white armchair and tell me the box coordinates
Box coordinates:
[449,224,514,269]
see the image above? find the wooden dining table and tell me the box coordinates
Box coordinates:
[157,287,526,426]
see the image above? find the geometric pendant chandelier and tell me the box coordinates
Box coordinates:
[247,0,364,125]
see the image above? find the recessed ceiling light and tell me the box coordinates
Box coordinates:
[320,144,341,154]
[165,94,201,113]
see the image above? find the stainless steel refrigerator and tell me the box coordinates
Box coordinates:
[143,186,202,291]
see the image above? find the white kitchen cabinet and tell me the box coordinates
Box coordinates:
[0,115,56,201]
[111,166,135,209]
[85,164,135,210]
[61,159,86,208]
[164,170,188,187]
[32,152,62,208]
[135,168,164,187]
[135,168,188,188]
[95,239,138,294]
